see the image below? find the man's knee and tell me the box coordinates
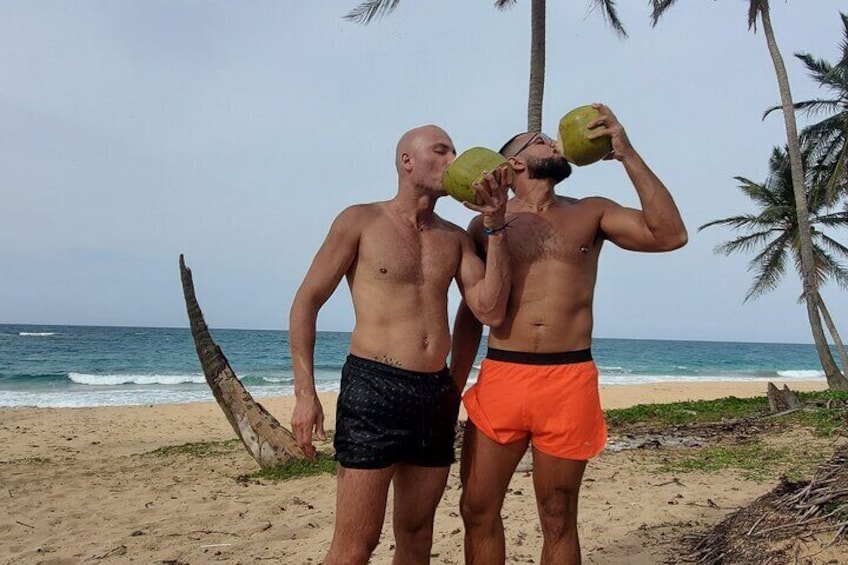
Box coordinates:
[537,493,578,539]
[326,533,381,565]
[460,488,501,528]
[394,521,434,552]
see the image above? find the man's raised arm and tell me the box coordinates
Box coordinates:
[589,104,688,252]
[455,167,512,326]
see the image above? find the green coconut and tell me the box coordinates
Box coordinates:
[443,147,512,203]
[558,105,613,166]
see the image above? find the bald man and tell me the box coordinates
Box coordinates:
[289,125,512,565]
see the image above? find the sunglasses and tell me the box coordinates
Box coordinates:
[512,132,554,157]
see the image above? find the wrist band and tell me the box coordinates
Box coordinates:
[482,217,516,236]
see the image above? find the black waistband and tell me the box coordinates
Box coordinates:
[486,347,593,365]
[345,354,450,380]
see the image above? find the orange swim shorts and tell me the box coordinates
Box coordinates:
[463,348,607,461]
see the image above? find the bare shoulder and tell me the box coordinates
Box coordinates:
[566,195,618,210]
[331,202,385,233]
[431,214,468,235]
[336,202,383,221]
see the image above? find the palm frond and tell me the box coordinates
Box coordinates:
[734,177,780,210]
[823,137,848,201]
[815,209,848,226]
[763,98,840,121]
[795,53,839,91]
[817,233,848,260]
[713,230,782,256]
[590,0,627,38]
[493,0,518,10]
[648,0,679,27]
[744,233,790,301]
[747,1,764,32]
[699,215,778,232]
[809,240,837,290]
[344,0,402,24]
[814,243,848,290]
[841,12,848,59]
[801,114,845,144]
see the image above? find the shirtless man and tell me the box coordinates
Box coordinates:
[289,125,511,565]
[451,104,688,564]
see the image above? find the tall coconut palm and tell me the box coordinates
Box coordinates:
[764,12,848,201]
[700,147,848,371]
[651,1,848,390]
[345,1,626,132]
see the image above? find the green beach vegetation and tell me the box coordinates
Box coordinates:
[607,389,847,482]
[140,391,846,482]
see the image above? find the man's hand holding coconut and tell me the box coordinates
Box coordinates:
[450,104,689,565]
[289,124,513,565]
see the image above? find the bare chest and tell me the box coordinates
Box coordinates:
[357,223,460,286]
[505,210,599,264]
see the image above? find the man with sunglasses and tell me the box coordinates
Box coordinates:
[289,124,512,565]
[451,104,687,564]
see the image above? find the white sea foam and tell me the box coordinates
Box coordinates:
[19,332,55,336]
[598,370,825,385]
[777,370,826,379]
[0,383,314,408]
[68,372,206,386]
[597,365,632,374]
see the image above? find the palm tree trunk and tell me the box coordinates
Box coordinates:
[179,254,306,468]
[815,291,848,373]
[527,0,545,132]
[758,6,848,391]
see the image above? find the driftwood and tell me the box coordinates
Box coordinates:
[672,444,848,564]
[766,382,803,414]
[179,254,304,468]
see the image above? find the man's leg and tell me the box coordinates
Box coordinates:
[460,422,529,565]
[390,464,451,565]
[531,448,587,565]
[324,465,395,565]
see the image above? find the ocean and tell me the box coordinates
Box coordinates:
[0,324,828,408]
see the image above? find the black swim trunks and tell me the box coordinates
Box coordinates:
[334,354,462,469]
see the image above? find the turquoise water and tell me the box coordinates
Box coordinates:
[0,324,827,408]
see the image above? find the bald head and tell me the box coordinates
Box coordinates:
[395,125,452,173]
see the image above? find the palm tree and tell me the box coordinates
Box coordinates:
[345,1,626,132]
[764,12,848,201]
[180,255,306,468]
[700,147,848,373]
[651,1,848,390]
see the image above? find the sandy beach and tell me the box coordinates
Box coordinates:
[0,380,836,564]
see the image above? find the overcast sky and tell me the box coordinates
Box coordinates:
[1,1,846,344]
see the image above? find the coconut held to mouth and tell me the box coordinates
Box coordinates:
[443,147,514,204]
[557,105,613,166]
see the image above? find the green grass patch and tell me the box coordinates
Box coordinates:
[782,408,847,437]
[658,441,787,481]
[795,390,848,404]
[791,390,848,436]
[145,439,241,458]
[605,396,769,428]
[606,390,848,432]
[248,452,337,481]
